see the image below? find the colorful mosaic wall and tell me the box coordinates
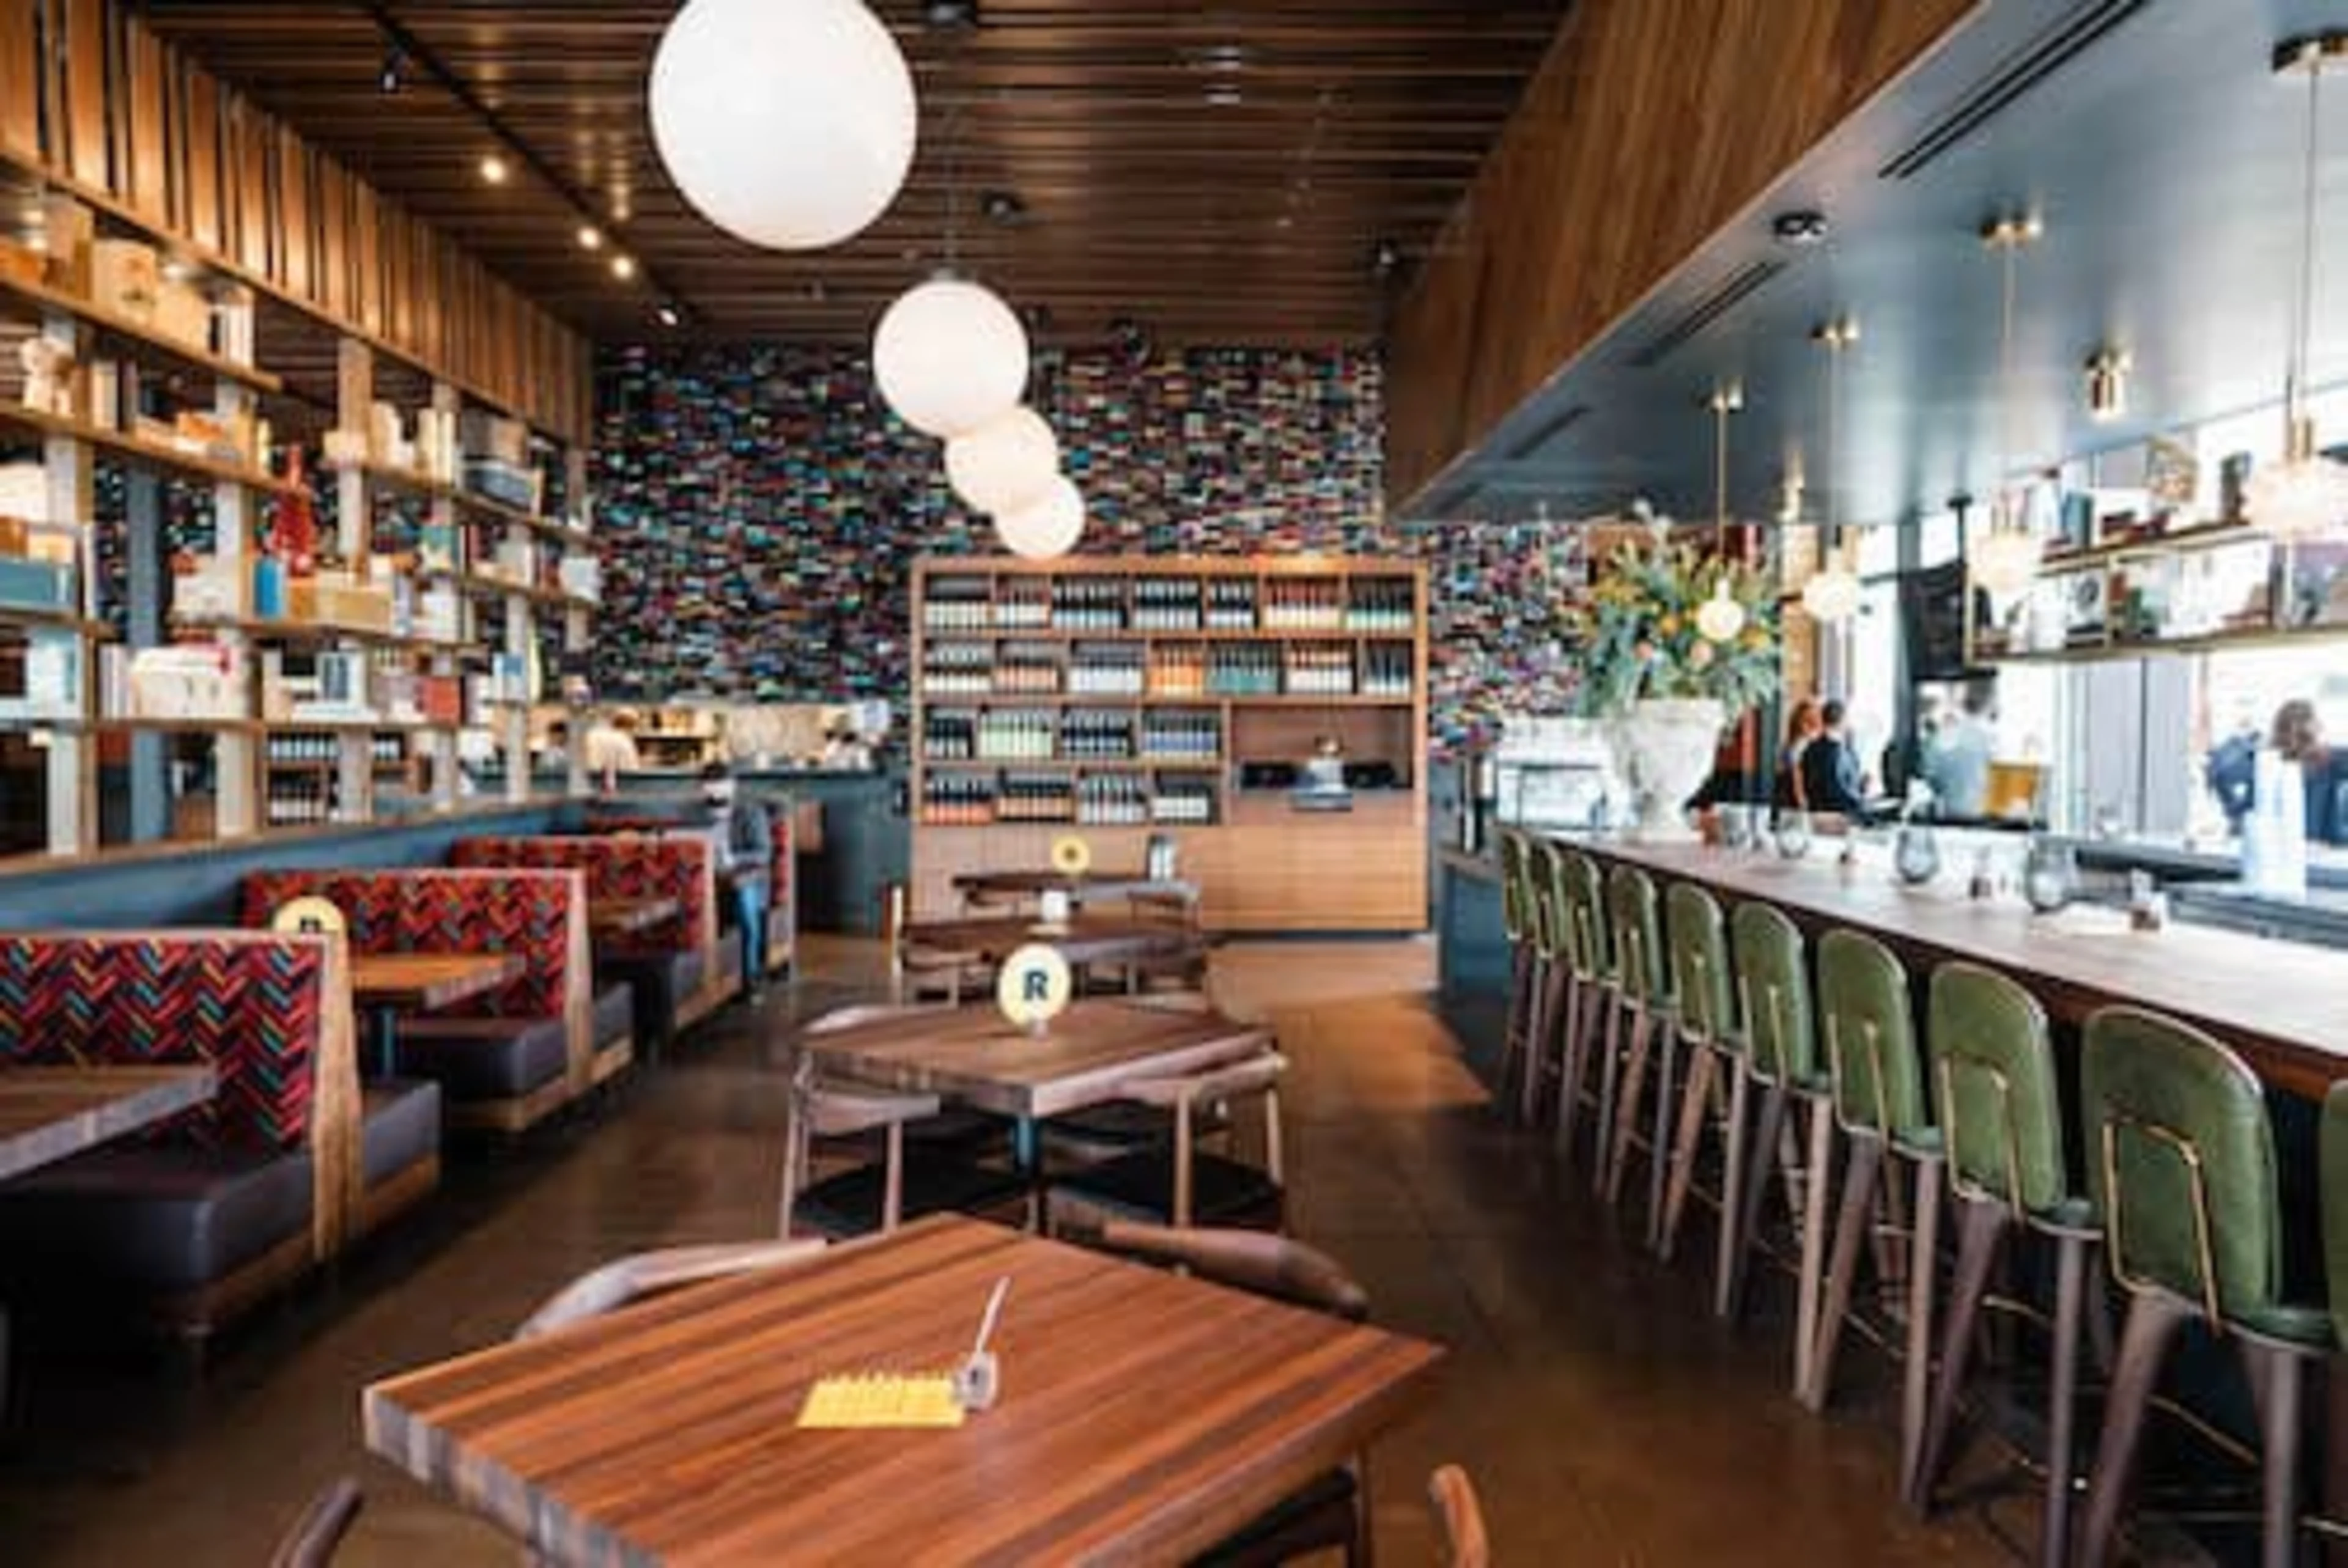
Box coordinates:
[589,344,1587,749]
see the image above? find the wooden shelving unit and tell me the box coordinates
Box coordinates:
[908,555,1429,933]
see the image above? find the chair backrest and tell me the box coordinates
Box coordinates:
[1559,847,1610,979]
[268,1477,364,1568]
[1604,865,1667,1005]
[1524,838,1568,961]
[1730,902,1812,1086]
[1092,1220,1368,1322]
[1664,883,1733,1044]
[1121,1051,1288,1226]
[1428,1464,1491,1568]
[515,1239,827,1339]
[2323,1084,2348,1349]
[1928,962,2064,1214]
[1497,830,1527,943]
[2083,1006,2281,1327]
[1815,928,1925,1136]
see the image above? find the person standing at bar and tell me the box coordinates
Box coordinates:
[1776,698,1822,809]
[700,760,774,998]
[1798,699,1871,821]
[584,709,642,795]
[1923,681,1997,819]
[2271,699,2347,845]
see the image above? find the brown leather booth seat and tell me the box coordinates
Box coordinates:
[598,950,705,1053]
[392,1017,569,1132]
[593,982,633,1051]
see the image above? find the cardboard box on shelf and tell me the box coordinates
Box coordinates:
[0,628,83,723]
[0,236,43,287]
[40,196,92,293]
[290,576,394,633]
[153,280,211,349]
[459,409,529,466]
[126,643,249,720]
[90,239,161,320]
[174,555,247,621]
[0,558,76,613]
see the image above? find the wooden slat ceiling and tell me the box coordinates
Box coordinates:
[136,1,1574,346]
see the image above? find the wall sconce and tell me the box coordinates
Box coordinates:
[2086,348,2132,421]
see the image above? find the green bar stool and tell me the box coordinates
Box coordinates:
[1495,828,1539,1115]
[2074,1007,2330,1568]
[1907,963,2099,1568]
[1516,836,1573,1125]
[1551,845,1614,1166]
[1803,927,1944,1511]
[1600,865,1676,1235]
[1722,902,1832,1359]
[1657,882,1743,1265]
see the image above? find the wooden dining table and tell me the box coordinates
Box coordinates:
[0,1064,218,1184]
[951,869,1199,909]
[1568,834,2348,1100]
[902,912,1196,971]
[362,1216,1442,1567]
[588,896,681,943]
[350,952,529,1080]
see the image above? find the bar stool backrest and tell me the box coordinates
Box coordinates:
[1817,928,1926,1137]
[1664,882,1733,1045]
[2083,1006,2282,1328]
[1560,848,1611,981]
[1497,830,1527,944]
[2323,1084,2348,1347]
[1731,901,1814,1087]
[1526,837,1569,960]
[1604,865,1668,1007]
[1928,962,2064,1215]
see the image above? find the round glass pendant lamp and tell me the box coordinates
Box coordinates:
[1800,556,1863,623]
[946,407,1058,515]
[1969,516,2043,597]
[648,0,917,251]
[995,475,1085,561]
[874,276,1032,439]
[1694,577,1747,644]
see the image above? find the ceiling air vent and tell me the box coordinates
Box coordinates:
[1878,0,2150,180]
[1501,404,1591,463]
[1623,262,1784,369]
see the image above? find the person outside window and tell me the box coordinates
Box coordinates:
[1922,682,1997,819]
[2271,699,2347,846]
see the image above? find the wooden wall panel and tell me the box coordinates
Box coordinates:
[182,67,221,254]
[0,1,41,160]
[1385,0,1979,507]
[62,0,109,188]
[316,156,349,322]
[229,91,271,276]
[120,17,168,223]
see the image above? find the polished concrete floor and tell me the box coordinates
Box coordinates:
[0,937,2045,1565]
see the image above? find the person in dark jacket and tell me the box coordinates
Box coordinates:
[1798,699,1871,821]
[702,761,774,997]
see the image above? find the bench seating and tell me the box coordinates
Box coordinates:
[0,930,386,1344]
[242,869,629,1133]
[450,836,731,1050]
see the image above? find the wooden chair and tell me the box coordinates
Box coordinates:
[1049,1054,1288,1232]
[1077,1220,1370,1568]
[785,1005,1025,1237]
[515,1239,827,1339]
[1102,885,1209,995]
[1428,1465,1491,1567]
[887,886,990,1004]
[268,1477,364,1568]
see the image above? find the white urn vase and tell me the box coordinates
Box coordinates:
[1608,698,1725,842]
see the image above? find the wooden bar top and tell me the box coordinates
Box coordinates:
[350,952,527,1011]
[0,1065,218,1182]
[363,1217,1442,1567]
[1569,835,2348,1100]
[794,998,1271,1120]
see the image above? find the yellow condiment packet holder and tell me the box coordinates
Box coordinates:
[797,1371,966,1430]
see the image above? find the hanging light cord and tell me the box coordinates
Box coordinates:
[1826,330,1844,562]
[1713,395,1731,549]
[2290,45,2325,432]
[1996,235,2020,533]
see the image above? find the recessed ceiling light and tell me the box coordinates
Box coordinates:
[655,301,684,329]
[1770,209,1830,245]
[577,225,604,251]
[479,154,510,186]
[924,0,979,30]
[1369,238,1401,278]
[1206,84,1243,107]
[980,190,1026,226]
[378,48,405,94]
[610,254,637,281]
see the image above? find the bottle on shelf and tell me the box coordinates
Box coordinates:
[1147,643,1207,697]
[1141,710,1220,761]
[1346,578,1413,633]
[1068,642,1145,695]
[1150,775,1217,825]
[1206,578,1258,630]
[1362,642,1412,698]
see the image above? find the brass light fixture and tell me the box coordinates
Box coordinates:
[1803,318,1863,624]
[2084,348,2132,422]
[1970,214,2046,598]
[1695,386,1749,644]
[2248,32,2348,540]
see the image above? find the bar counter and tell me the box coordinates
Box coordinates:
[1563,835,2348,1101]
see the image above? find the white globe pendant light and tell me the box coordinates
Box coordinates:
[996,475,1085,561]
[648,0,917,251]
[874,276,1032,439]
[1694,578,1748,644]
[946,406,1058,515]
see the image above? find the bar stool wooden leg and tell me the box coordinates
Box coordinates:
[1604,1004,1653,1209]
[1793,1093,1836,1399]
[2248,1344,2305,1568]
[1908,1194,2010,1513]
[1592,992,1628,1194]
[1724,1079,1787,1323]
[1644,1026,1682,1251]
[1709,1059,1752,1316]
[1801,1130,1883,1412]
[1521,958,1567,1126]
[2043,1228,2089,1568]
[2075,1289,2197,1568]
[1554,974,1592,1160]
[1659,1040,1717,1261]
[1898,1151,1944,1507]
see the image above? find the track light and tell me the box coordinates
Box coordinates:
[610,254,637,282]
[1369,238,1402,279]
[478,154,510,186]
[577,224,604,251]
[2086,348,2132,422]
[655,301,685,329]
[378,48,405,94]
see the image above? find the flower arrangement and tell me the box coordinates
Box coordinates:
[1571,536,1782,718]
